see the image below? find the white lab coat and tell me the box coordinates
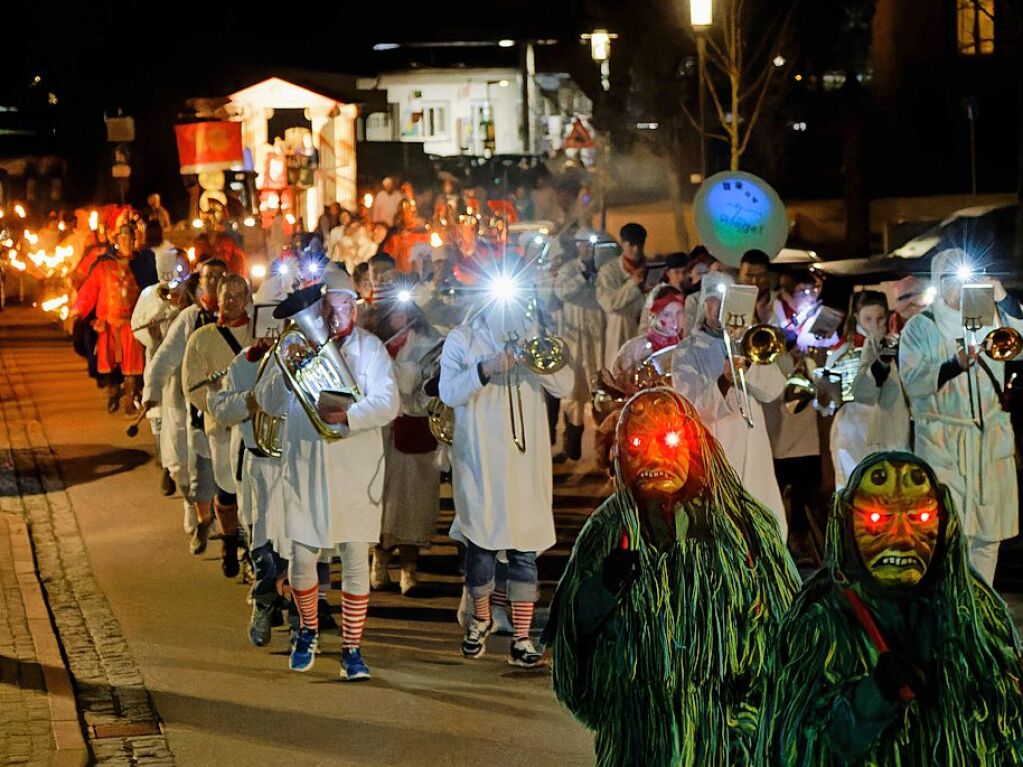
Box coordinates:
[554,261,604,403]
[207,350,288,556]
[440,315,575,553]
[131,285,180,467]
[183,323,253,493]
[826,340,911,490]
[596,258,644,369]
[254,327,400,549]
[900,309,1023,543]
[381,326,443,550]
[143,304,208,461]
[672,326,788,537]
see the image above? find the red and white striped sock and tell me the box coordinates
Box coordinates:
[293,585,319,632]
[473,592,492,623]
[510,601,534,641]
[341,591,369,649]
[490,588,509,611]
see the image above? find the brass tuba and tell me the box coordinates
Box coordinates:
[418,339,455,447]
[251,351,285,458]
[271,286,362,441]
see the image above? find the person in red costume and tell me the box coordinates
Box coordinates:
[193,202,247,276]
[71,222,146,415]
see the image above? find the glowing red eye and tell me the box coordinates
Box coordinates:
[631,436,642,448]
[664,431,680,448]
[919,511,931,523]
[869,512,881,524]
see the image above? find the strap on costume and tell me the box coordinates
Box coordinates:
[216,325,244,356]
[842,588,889,653]
[843,588,916,703]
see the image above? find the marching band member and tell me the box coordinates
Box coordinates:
[183,274,254,577]
[888,274,929,335]
[612,285,685,384]
[371,287,443,595]
[899,248,1023,584]
[254,265,399,680]
[553,234,605,462]
[825,291,910,489]
[764,270,832,561]
[596,223,648,369]
[206,281,289,646]
[143,259,228,548]
[671,272,788,535]
[737,249,775,324]
[131,249,188,496]
[440,260,574,668]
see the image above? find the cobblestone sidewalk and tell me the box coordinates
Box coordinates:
[0,513,57,766]
[0,336,175,766]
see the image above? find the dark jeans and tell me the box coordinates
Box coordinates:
[464,542,538,603]
[774,456,821,536]
[251,542,286,610]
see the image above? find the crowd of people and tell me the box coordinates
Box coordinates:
[50,177,1023,761]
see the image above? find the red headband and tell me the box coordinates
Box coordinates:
[650,292,684,315]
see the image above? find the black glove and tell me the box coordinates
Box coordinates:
[601,548,640,593]
[874,651,927,704]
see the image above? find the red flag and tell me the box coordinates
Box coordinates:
[175,121,244,175]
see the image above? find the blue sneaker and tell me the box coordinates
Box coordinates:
[340,647,371,682]
[289,627,318,672]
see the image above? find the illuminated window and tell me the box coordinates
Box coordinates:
[422,103,448,140]
[958,0,995,56]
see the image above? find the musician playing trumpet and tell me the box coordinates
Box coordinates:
[899,248,1023,584]
[439,260,574,669]
[671,273,788,535]
[254,265,399,681]
[824,290,910,490]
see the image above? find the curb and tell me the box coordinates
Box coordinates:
[3,513,89,767]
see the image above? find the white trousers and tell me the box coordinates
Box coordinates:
[967,536,1000,586]
[291,541,370,596]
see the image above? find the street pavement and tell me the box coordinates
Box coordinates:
[0,306,598,766]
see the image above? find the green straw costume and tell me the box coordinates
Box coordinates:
[758,451,1023,765]
[545,388,799,767]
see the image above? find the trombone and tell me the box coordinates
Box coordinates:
[961,283,1023,432]
[962,322,1023,432]
[720,286,787,429]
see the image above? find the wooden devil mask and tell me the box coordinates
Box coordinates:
[849,456,942,588]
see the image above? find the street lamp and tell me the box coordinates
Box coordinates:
[581,28,617,92]
[690,0,714,181]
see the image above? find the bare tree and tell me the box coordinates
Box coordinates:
[681,0,798,171]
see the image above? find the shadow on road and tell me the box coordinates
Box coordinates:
[0,654,50,693]
[57,445,152,488]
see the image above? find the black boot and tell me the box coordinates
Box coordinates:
[564,422,584,461]
[160,469,176,497]
[221,534,240,578]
